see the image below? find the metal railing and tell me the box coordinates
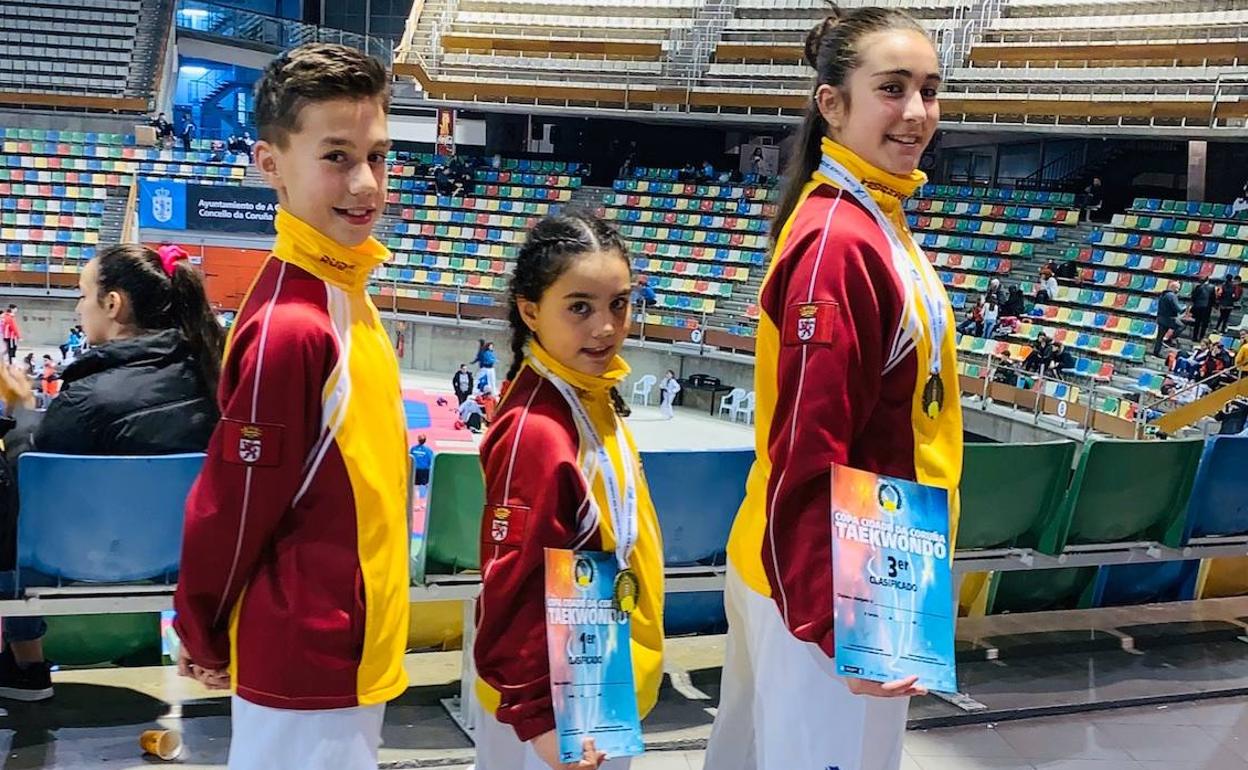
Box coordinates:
[175,0,393,65]
[1133,366,1238,438]
[965,352,1111,439]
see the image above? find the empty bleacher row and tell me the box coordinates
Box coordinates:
[0,0,161,109]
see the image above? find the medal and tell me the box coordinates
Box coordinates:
[613,568,640,614]
[923,372,944,419]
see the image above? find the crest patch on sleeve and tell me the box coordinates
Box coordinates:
[221,419,285,467]
[482,504,530,548]
[783,301,837,346]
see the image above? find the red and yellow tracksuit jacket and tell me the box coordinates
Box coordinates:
[473,342,664,741]
[727,138,963,657]
[174,208,411,710]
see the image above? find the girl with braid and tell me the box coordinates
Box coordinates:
[472,212,665,770]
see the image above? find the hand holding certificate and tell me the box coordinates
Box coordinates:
[544,549,645,766]
[831,464,958,695]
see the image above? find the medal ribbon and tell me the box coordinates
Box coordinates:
[528,353,639,572]
[816,153,949,377]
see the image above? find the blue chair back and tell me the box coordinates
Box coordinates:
[1183,436,1248,542]
[17,454,205,585]
[1089,560,1200,608]
[641,448,753,566]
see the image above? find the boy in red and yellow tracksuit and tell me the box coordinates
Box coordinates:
[173,43,409,770]
[473,341,664,769]
[705,137,963,769]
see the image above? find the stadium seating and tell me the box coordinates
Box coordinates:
[955,441,1077,552]
[1181,435,1248,543]
[0,0,141,98]
[15,453,204,587]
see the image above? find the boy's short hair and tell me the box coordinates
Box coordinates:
[254,43,391,148]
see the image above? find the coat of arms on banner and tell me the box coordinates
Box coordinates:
[152,187,174,224]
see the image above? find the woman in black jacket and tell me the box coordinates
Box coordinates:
[0,243,224,701]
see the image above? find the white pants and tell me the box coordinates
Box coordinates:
[704,566,909,770]
[228,695,386,770]
[472,706,633,770]
[660,390,676,419]
[479,366,497,395]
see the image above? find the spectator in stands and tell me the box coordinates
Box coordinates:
[241,131,255,160]
[473,339,498,394]
[1233,182,1248,216]
[985,277,1004,306]
[180,117,196,153]
[1155,280,1185,357]
[751,147,765,180]
[1035,266,1059,303]
[209,139,226,163]
[1237,329,1248,374]
[679,161,697,182]
[1045,340,1075,379]
[632,275,658,308]
[409,434,433,497]
[659,369,681,420]
[619,150,636,180]
[1002,284,1026,319]
[451,363,474,405]
[1023,332,1052,372]
[1203,334,1235,384]
[0,243,223,701]
[700,159,716,182]
[0,306,19,365]
[1214,397,1248,434]
[19,353,33,378]
[150,112,175,148]
[1189,275,1217,341]
[1217,275,1243,333]
[956,294,984,336]
[1082,176,1104,222]
[982,296,1001,339]
[1174,341,1208,380]
[1054,258,1080,282]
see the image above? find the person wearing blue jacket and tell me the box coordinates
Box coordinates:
[473,340,497,394]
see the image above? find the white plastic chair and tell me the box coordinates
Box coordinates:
[718,387,746,419]
[631,374,657,406]
[733,391,756,424]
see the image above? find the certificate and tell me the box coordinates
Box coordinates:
[831,464,958,694]
[545,548,645,763]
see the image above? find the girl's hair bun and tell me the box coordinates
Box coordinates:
[804,5,846,69]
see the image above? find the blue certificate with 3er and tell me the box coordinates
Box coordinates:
[830,464,957,694]
[545,548,645,763]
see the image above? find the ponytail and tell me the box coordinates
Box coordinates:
[168,262,225,395]
[772,104,827,241]
[93,243,225,395]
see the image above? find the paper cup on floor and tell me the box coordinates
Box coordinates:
[139,729,183,761]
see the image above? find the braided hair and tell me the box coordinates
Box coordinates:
[506,211,632,416]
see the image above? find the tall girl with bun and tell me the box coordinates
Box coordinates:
[473,212,665,770]
[704,6,962,769]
